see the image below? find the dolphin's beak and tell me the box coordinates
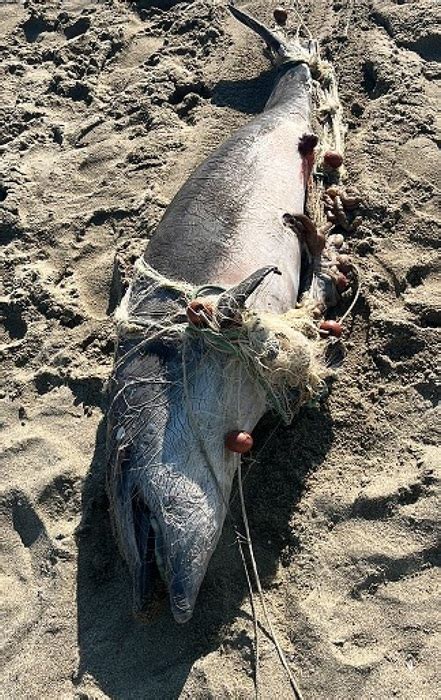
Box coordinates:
[128,449,234,624]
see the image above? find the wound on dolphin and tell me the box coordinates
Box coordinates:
[299,132,319,180]
[107,2,356,630]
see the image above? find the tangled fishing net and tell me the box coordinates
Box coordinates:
[115,258,327,425]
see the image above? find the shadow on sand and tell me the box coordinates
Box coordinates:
[75,404,333,699]
[212,67,277,114]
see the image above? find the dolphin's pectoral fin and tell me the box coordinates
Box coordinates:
[132,492,167,621]
[283,213,326,259]
[283,213,347,310]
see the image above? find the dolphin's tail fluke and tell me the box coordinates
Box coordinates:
[228,2,286,57]
[228,2,313,65]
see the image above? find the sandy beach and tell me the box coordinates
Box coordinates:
[1,1,440,698]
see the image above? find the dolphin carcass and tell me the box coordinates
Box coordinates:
[106,4,355,623]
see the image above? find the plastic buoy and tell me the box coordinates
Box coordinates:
[320,320,343,338]
[323,150,343,169]
[186,298,213,326]
[337,254,352,274]
[336,273,350,293]
[273,7,288,25]
[225,431,253,454]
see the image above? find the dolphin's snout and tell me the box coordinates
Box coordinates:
[108,336,266,622]
[129,458,227,624]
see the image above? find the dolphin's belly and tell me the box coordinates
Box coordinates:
[146,105,310,311]
[210,118,307,311]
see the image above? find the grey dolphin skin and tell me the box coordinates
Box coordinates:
[107,4,328,623]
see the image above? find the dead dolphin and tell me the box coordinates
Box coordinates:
[107,3,338,623]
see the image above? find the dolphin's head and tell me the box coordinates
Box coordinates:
[107,272,274,622]
[108,335,266,623]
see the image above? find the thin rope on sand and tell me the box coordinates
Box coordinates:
[237,461,305,700]
[339,264,361,324]
[237,533,261,700]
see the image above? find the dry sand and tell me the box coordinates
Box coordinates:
[1,1,440,698]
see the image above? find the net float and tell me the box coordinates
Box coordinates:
[336,272,350,293]
[337,254,352,274]
[320,319,343,337]
[225,430,254,454]
[325,185,343,198]
[186,298,214,326]
[329,233,345,248]
[323,150,343,169]
[273,7,288,25]
[341,194,361,210]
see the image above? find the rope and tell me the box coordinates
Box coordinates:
[237,462,305,700]
[338,264,362,324]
